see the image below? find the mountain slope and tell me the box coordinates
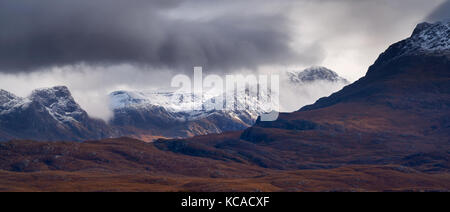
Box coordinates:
[240,21,450,166]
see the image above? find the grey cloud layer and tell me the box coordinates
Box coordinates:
[0,0,448,74]
[0,0,314,73]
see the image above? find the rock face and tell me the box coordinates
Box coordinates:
[0,86,116,142]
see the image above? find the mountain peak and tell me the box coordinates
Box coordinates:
[288,66,349,84]
[409,21,450,52]
[31,86,71,97]
[373,21,450,69]
[0,89,28,112]
[412,22,435,36]
[31,86,76,109]
[30,86,85,123]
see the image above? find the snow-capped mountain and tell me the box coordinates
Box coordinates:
[0,85,279,141]
[29,86,86,124]
[287,66,349,84]
[406,22,449,54]
[0,86,115,142]
[373,21,450,68]
[110,90,211,120]
[0,70,351,141]
[110,89,274,121]
[108,88,277,139]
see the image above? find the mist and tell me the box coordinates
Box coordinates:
[279,80,348,112]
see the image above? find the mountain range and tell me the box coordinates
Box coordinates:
[0,67,348,141]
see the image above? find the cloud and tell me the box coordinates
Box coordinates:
[0,0,319,73]
[427,0,450,22]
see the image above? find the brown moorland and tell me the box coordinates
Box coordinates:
[0,138,448,192]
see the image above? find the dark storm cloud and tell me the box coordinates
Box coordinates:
[0,0,312,73]
[426,0,450,22]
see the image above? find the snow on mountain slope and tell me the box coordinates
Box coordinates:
[374,21,450,68]
[408,22,450,53]
[108,88,276,139]
[109,88,274,124]
[30,86,85,123]
[287,66,349,84]
[110,90,202,113]
[0,90,31,115]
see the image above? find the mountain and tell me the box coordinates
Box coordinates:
[301,21,449,111]
[108,89,269,139]
[238,21,450,169]
[287,66,349,84]
[0,70,345,142]
[0,86,116,142]
[156,21,450,172]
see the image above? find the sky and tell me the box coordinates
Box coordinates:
[0,0,449,120]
